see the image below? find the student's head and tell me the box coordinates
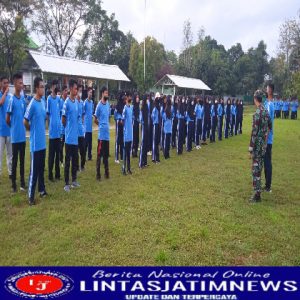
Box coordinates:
[34,77,44,98]
[254,90,264,106]
[62,85,68,99]
[69,79,78,98]
[101,86,108,101]
[227,98,231,105]
[134,93,140,104]
[51,79,58,94]
[87,87,92,99]
[0,76,9,92]
[267,83,274,97]
[13,73,23,93]
[77,84,82,99]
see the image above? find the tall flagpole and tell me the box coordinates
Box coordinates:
[144,0,146,87]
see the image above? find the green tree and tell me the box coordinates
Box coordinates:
[129,36,167,92]
[0,0,33,80]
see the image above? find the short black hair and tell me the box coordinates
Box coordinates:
[87,86,92,91]
[100,86,108,95]
[62,85,67,91]
[52,79,58,86]
[69,78,78,88]
[254,90,264,103]
[34,77,43,92]
[13,73,22,81]
[267,83,274,91]
[0,76,8,81]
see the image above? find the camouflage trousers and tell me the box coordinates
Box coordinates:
[252,155,263,193]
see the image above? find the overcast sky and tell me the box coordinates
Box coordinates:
[101,0,298,57]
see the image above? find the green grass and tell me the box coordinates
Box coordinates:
[0,106,299,266]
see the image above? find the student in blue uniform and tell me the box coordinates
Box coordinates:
[230,99,237,136]
[77,85,85,171]
[139,95,149,168]
[291,98,298,119]
[202,98,210,144]
[224,98,231,139]
[263,83,275,193]
[147,93,154,155]
[0,76,12,180]
[171,96,178,148]
[84,87,94,161]
[59,85,68,166]
[122,93,133,175]
[132,93,140,158]
[24,77,47,205]
[62,79,80,192]
[186,98,195,151]
[238,100,244,134]
[94,86,110,180]
[177,97,186,154]
[279,98,283,118]
[152,97,160,163]
[163,97,172,159]
[194,97,203,149]
[160,95,167,151]
[47,80,61,181]
[210,99,218,143]
[217,98,224,141]
[114,93,124,163]
[6,73,27,193]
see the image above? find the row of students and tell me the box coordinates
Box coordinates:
[273,98,299,119]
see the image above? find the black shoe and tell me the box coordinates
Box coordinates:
[29,198,36,206]
[105,172,109,179]
[55,177,61,181]
[122,170,127,176]
[88,157,92,161]
[40,191,48,198]
[12,186,17,193]
[96,174,101,181]
[249,193,261,203]
[262,186,272,193]
[127,170,132,175]
[49,177,55,182]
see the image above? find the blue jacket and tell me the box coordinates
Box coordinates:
[264,100,274,145]
[152,107,159,124]
[162,112,172,134]
[217,104,224,117]
[122,104,133,142]
[194,104,203,119]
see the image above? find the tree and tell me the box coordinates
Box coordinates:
[0,0,34,80]
[129,36,167,92]
[181,19,193,73]
[76,0,135,74]
[32,0,91,56]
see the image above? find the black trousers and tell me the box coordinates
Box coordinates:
[224,116,230,138]
[78,136,86,169]
[202,117,210,141]
[48,138,60,180]
[291,111,297,119]
[152,124,160,162]
[11,142,26,188]
[210,117,217,142]
[147,120,153,153]
[172,118,178,148]
[115,121,124,161]
[96,140,109,177]
[195,119,202,146]
[230,115,236,135]
[132,120,139,157]
[264,144,272,189]
[164,133,171,159]
[64,144,78,185]
[160,121,165,151]
[218,116,223,140]
[123,141,132,172]
[60,134,65,164]
[85,132,92,160]
[186,121,194,151]
[177,119,185,154]
[139,124,148,167]
[28,149,46,199]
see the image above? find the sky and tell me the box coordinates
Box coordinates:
[101,0,299,57]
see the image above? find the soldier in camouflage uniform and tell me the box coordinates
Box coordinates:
[248,90,272,202]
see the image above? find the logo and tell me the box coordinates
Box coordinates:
[4,270,74,299]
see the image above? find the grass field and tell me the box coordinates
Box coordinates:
[0,105,299,266]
